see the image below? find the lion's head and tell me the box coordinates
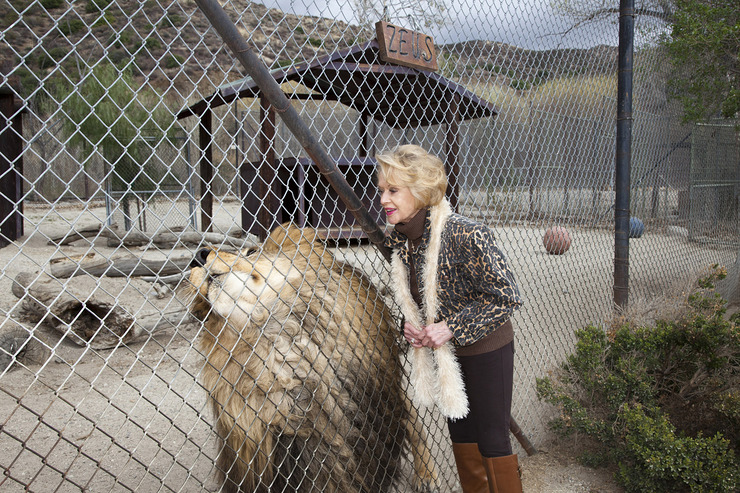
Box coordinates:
[189,248,301,333]
[188,225,327,336]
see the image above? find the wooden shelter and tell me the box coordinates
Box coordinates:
[178,38,497,239]
[0,86,24,247]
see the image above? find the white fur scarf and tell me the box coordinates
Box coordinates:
[390,199,469,420]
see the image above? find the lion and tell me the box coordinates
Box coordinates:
[187,224,438,493]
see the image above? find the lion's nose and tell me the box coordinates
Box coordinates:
[192,248,211,268]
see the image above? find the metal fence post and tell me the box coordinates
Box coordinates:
[614,0,634,308]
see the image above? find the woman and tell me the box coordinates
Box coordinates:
[376,144,524,493]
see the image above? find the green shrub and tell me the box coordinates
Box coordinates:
[108,50,130,67]
[510,79,532,91]
[144,37,161,50]
[0,9,19,29]
[36,46,68,70]
[537,267,739,492]
[91,11,115,28]
[15,67,40,98]
[41,0,64,8]
[58,19,85,36]
[437,51,460,80]
[85,0,111,13]
[617,404,737,493]
[164,54,183,69]
[109,30,137,50]
[164,14,184,28]
[714,388,740,421]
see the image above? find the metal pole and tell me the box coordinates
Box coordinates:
[194,0,390,260]
[614,0,634,308]
[509,416,537,456]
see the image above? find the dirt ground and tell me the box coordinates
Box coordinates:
[519,441,623,492]
[2,200,734,491]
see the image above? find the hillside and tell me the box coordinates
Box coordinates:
[444,40,617,86]
[0,0,616,103]
[0,0,362,100]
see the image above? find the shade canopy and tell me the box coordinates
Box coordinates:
[178,40,496,127]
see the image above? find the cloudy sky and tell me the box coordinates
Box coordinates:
[258,0,621,50]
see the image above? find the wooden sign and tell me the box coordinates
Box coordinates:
[375,21,438,72]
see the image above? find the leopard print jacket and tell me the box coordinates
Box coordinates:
[385,208,523,346]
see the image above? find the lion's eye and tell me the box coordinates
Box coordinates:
[251,273,260,282]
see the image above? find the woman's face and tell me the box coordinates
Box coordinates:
[377,173,421,225]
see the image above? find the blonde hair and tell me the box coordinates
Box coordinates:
[375,145,448,208]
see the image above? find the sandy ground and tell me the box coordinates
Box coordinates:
[520,442,624,492]
[1,199,735,491]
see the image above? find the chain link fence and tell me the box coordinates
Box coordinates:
[1,0,739,491]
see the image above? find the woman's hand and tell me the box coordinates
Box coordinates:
[420,321,454,349]
[404,321,426,348]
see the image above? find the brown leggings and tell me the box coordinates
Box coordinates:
[447,341,514,457]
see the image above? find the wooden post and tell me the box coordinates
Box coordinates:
[445,93,460,211]
[198,108,213,232]
[0,86,23,247]
[257,96,277,240]
[358,112,370,158]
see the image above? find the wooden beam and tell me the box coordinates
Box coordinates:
[0,87,23,246]
[198,109,214,232]
[358,112,369,158]
[445,93,460,211]
[258,96,277,240]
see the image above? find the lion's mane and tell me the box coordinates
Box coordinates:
[188,225,413,492]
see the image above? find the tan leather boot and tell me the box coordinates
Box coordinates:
[481,454,523,493]
[452,442,489,493]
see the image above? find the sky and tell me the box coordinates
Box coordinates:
[257,0,621,50]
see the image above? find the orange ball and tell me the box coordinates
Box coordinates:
[543,226,571,255]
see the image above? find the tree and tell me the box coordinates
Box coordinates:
[351,0,447,33]
[551,0,676,29]
[552,0,738,122]
[53,62,174,227]
[661,0,739,122]
[59,62,172,189]
[54,62,172,186]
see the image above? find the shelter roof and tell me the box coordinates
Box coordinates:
[177,40,496,128]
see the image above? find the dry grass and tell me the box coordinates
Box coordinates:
[610,265,723,330]
[470,74,618,125]
[530,75,617,115]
